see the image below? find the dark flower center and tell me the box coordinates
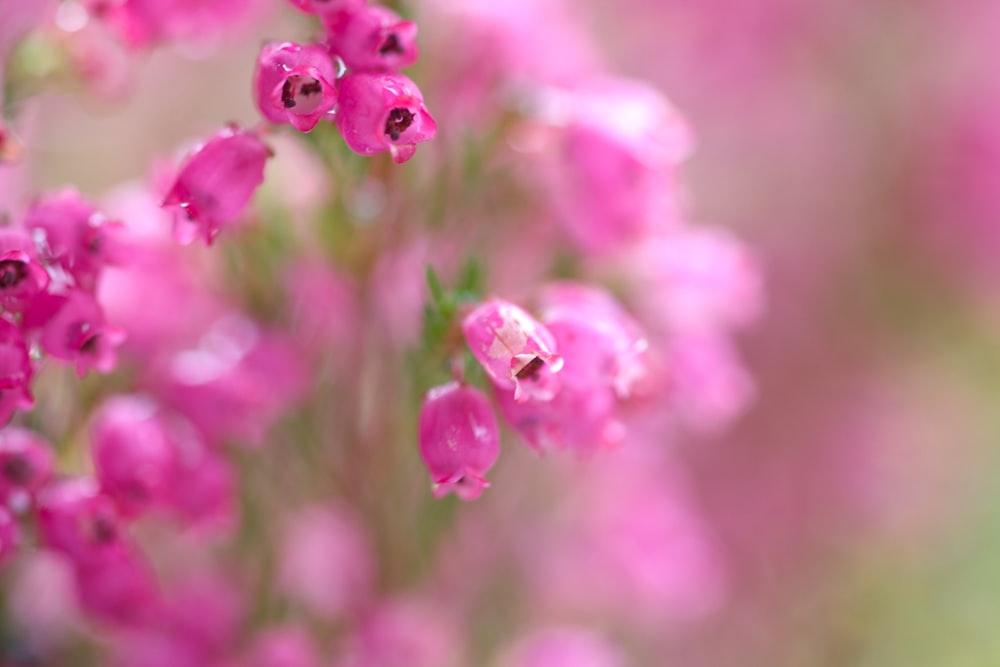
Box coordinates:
[1,455,32,484]
[515,356,546,381]
[379,33,403,55]
[281,76,324,111]
[90,514,118,545]
[385,108,415,141]
[0,260,27,289]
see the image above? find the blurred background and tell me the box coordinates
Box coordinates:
[4,0,1000,665]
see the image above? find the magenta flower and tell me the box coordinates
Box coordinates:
[0,427,53,504]
[35,477,128,565]
[90,395,179,518]
[418,382,499,501]
[73,548,160,627]
[0,228,50,313]
[254,42,339,133]
[25,289,125,377]
[322,5,419,72]
[161,125,271,245]
[462,299,563,402]
[22,188,125,291]
[335,71,437,163]
[0,318,34,424]
[538,283,649,398]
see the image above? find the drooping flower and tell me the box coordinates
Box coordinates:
[0,228,50,313]
[462,299,563,402]
[418,382,499,500]
[35,477,128,565]
[335,71,437,163]
[0,427,53,505]
[22,188,125,291]
[253,42,339,133]
[535,78,693,253]
[24,289,126,377]
[90,395,178,518]
[322,5,419,72]
[161,125,271,245]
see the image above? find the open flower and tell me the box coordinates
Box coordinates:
[322,5,419,72]
[462,299,563,402]
[335,71,437,163]
[254,42,339,133]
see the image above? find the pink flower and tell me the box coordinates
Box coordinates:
[0,318,35,424]
[0,228,50,313]
[73,548,160,627]
[24,289,125,377]
[35,477,128,565]
[535,78,692,253]
[22,188,125,291]
[462,299,563,402]
[335,71,437,163]
[90,395,179,518]
[538,282,649,398]
[322,5,419,72]
[418,382,499,501]
[162,126,271,245]
[152,316,307,447]
[254,42,339,133]
[0,427,53,505]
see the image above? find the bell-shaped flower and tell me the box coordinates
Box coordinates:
[538,282,649,398]
[24,289,125,377]
[336,71,437,163]
[462,299,563,402]
[418,382,499,501]
[536,78,692,253]
[35,477,128,566]
[0,228,50,313]
[22,188,125,291]
[162,125,271,245]
[90,395,179,518]
[254,42,339,133]
[323,5,419,72]
[0,427,53,505]
[0,319,35,424]
[73,547,160,627]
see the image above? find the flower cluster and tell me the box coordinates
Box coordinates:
[256,0,436,162]
[0,0,763,664]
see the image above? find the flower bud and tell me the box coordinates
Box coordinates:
[162,126,271,245]
[0,319,35,425]
[418,382,499,501]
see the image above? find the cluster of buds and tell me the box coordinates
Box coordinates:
[255,0,437,162]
